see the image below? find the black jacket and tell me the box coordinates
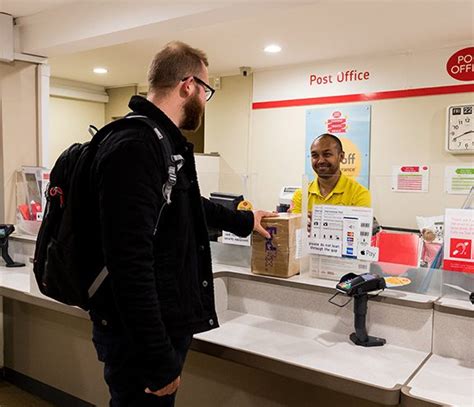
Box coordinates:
[89,96,254,390]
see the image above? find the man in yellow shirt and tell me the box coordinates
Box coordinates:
[291,133,371,213]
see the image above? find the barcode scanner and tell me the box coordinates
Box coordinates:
[336,272,387,347]
[336,272,386,296]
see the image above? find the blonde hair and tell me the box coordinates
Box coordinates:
[147,41,208,94]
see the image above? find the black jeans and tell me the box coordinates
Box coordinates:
[92,325,192,407]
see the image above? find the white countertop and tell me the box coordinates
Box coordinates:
[0,265,87,318]
[0,263,440,319]
[196,309,428,391]
[0,265,30,292]
[0,262,472,406]
[403,355,474,407]
[436,297,474,313]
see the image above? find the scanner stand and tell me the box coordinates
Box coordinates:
[335,272,387,347]
[350,293,386,347]
[1,240,24,268]
[0,224,25,268]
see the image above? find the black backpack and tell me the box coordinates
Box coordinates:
[33,114,184,310]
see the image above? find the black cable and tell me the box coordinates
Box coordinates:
[328,291,352,308]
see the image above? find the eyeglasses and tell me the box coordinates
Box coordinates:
[182,76,215,101]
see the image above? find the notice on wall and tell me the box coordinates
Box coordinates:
[391,165,429,193]
[445,166,474,195]
[443,208,474,273]
[222,231,251,246]
[308,205,374,260]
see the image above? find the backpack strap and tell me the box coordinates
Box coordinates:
[91,114,184,204]
[124,114,184,204]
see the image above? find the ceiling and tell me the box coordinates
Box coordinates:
[1,0,76,17]
[3,0,474,88]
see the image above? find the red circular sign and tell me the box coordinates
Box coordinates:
[446,47,474,81]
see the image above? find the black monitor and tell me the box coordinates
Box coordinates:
[209,192,244,210]
[208,192,244,241]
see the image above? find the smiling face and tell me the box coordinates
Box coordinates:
[310,136,345,178]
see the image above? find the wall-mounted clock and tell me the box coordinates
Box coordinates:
[446,104,473,154]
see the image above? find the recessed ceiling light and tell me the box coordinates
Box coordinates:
[264,44,282,54]
[93,67,108,74]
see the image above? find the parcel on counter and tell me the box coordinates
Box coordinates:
[252,213,301,278]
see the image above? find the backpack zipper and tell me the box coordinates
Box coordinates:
[49,186,64,208]
[153,202,167,236]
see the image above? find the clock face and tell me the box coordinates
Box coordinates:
[447,104,474,154]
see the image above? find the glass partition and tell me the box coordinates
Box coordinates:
[195,157,257,267]
[300,168,474,304]
[201,153,473,306]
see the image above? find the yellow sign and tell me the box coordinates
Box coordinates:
[339,138,362,179]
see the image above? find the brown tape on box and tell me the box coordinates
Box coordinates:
[251,214,301,278]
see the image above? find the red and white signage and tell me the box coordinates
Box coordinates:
[446,47,474,82]
[392,165,430,193]
[310,70,370,86]
[443,209,474,273]
[326,111,347,133]
[253,46,474,109]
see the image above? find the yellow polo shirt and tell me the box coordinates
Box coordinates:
[291,174,371,213]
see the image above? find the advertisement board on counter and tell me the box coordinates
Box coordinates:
[443,208,474,273]
[307,205,376,261]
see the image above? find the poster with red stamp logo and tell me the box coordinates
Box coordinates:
[327,111,348,133]
[306,105,371,188]
[443,209,474,273]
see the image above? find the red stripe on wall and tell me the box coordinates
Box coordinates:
[252,84,474,110]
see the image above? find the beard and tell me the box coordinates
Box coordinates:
[180,90,204,131]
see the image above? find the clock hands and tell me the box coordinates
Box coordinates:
[453,129,474,141]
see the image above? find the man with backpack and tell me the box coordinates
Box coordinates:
[87,41,273,406]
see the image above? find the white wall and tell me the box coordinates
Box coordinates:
[205,75,253,197]
[249,106,305,208]
[370,94,472,227]
[249,94,472,228]
[195,154,220,199]
[105,85,137,123]
[48,96,105,168]
[0,61,38,223]
[204,49,473,228]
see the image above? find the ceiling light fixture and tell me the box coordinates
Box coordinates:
[93,67,108,74]
[264,44,282,54]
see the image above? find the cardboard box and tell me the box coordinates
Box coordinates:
[251,213,301,278]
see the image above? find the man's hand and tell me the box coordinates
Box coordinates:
[253,210,276,239]
[145,376,181,397]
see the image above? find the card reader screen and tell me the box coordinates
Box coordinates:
[337,273,375,292]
